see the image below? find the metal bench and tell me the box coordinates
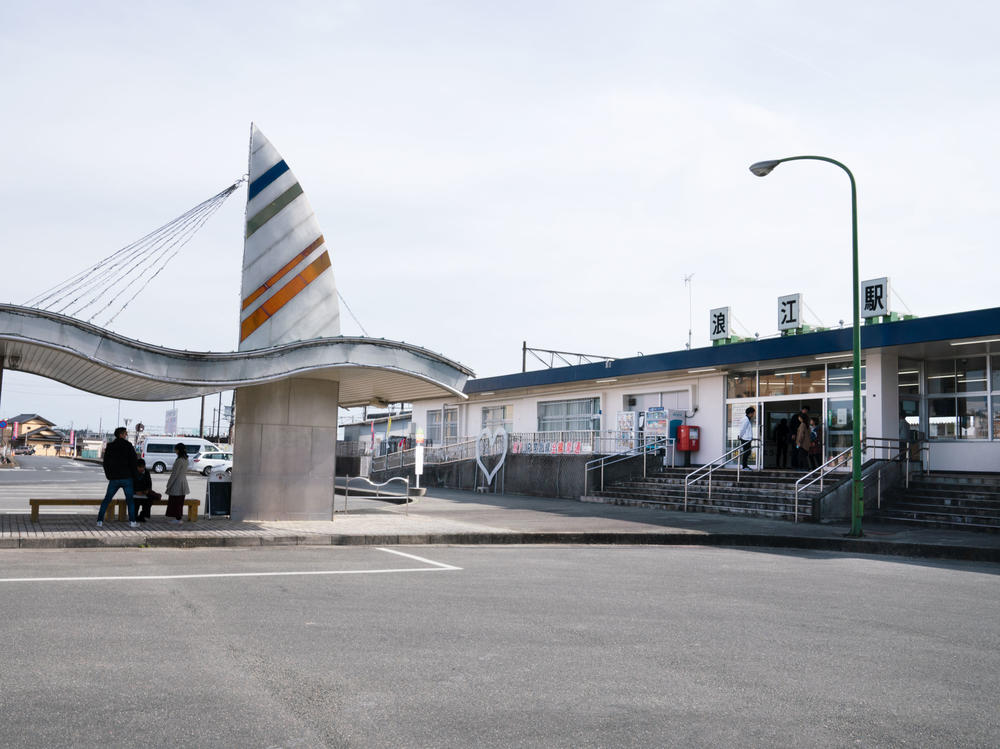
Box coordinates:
[29,498,200,522]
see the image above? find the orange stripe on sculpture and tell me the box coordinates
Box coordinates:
[239,252,333,342]
[241,236,325,311]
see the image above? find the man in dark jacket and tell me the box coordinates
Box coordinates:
[98,427,139,527]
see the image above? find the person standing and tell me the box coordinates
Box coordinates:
[164,443,190,523]
[774,418,789,469]
[808,417,822,469]
[98,427,139,528]
[738,406,756,470]
[795,413,813,470]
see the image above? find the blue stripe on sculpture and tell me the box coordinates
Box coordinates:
[247,159,290,201]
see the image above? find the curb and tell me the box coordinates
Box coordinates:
[3,531,998,562]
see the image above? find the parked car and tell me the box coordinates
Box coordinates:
[137,436,220,473]
[14,446,35,455]
[190,451,233,476]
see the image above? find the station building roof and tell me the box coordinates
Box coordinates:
[464,306,1000,396]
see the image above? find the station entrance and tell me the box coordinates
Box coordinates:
[760,398,823,470]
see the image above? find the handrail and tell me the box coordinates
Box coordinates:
[338,475,411,519]
[683,438,761,511]
[793,447,852,522]
[793,436,931,522]
[583,435,676,494]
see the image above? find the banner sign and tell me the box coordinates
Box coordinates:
[511,439,589,455]
[164,409,178,435]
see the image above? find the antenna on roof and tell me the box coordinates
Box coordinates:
[683,274,695,349]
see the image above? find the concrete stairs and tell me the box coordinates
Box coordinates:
[589,466,830,521]
[876,472,1000,532]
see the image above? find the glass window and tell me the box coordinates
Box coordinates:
[993,401,1000,442]
[992,355,1000,392]
[898,359,921,395]
[537,397,601,433]
[926,359,956,394]
[482,405,513,433]
[927,398,956,440]
[759,365,825,397]
[826,362,867,392]
[426,410,442,445]
[727,372,756,399]
[956,357,987,393]
[444,408,458,444]
[958,396,988,439]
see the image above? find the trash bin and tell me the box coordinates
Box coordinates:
[206,468,232,516]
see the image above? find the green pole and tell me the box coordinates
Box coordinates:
[749,155,864,536]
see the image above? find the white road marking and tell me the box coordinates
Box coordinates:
[376,547,463,570]
[0,548,462,583]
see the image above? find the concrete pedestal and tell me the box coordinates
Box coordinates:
[231,377,339,521]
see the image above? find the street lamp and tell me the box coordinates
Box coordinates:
[749,155,863,537]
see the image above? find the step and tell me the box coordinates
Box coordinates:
[875,510,1000,532]
[590,494,803,520]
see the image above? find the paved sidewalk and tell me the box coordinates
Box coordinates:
[2,487,999,561]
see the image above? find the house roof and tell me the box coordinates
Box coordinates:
[6,413,54,426]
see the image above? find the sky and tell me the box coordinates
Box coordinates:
[1,0,998,433]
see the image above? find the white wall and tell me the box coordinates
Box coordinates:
[927,441,1000,472]
[410,373,727,463]
[865,350,899,442]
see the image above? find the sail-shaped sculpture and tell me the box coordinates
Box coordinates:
[1,125,473,520]
[239,125,340,349]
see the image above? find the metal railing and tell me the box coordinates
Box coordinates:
[370,437,481,473]
[683,438,761,510]
[337,475,410,519]
[583,435,676,494]
[793,436,931,522]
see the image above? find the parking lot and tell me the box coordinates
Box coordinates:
[1,544,998,748]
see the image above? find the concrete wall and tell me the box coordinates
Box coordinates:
[372,452,652,500]
[231,377,339,521]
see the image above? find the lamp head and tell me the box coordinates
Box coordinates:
[749,159,782,177]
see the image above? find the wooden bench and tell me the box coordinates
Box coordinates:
[30,498,200,523]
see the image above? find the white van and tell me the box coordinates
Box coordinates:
[138,436,220,473]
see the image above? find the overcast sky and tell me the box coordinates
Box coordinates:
[1,1,998,433]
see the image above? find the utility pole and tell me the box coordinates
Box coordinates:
[683,274,695,350]
[199,395,205,438]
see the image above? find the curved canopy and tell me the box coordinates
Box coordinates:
[0,305,472,407]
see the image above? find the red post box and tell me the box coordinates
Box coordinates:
[677,425,700,452]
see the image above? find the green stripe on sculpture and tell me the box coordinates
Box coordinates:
[245,182,304,238]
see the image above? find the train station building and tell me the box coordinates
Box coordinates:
[407,300,1000,475]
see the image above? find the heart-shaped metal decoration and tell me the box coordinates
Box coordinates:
[475,427,508,485]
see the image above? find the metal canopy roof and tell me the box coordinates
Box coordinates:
[0,305,472,407]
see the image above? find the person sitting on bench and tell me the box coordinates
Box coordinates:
[133,459,162,522]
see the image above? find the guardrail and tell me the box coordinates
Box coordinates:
[583,435,676,494]
[683,438,761,510]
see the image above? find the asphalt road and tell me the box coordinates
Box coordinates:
[0,455,105,483]
[1,545,997,748]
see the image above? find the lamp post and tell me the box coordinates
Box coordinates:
[749,155,863,537]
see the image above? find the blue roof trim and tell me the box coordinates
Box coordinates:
[464,307,1000,395]
[247,159,289,201]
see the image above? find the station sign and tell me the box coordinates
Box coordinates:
[861,277,890,318]
[709,306,731,341]
[778,293,803,331]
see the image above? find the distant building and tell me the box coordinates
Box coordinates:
[6,414,70,456]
